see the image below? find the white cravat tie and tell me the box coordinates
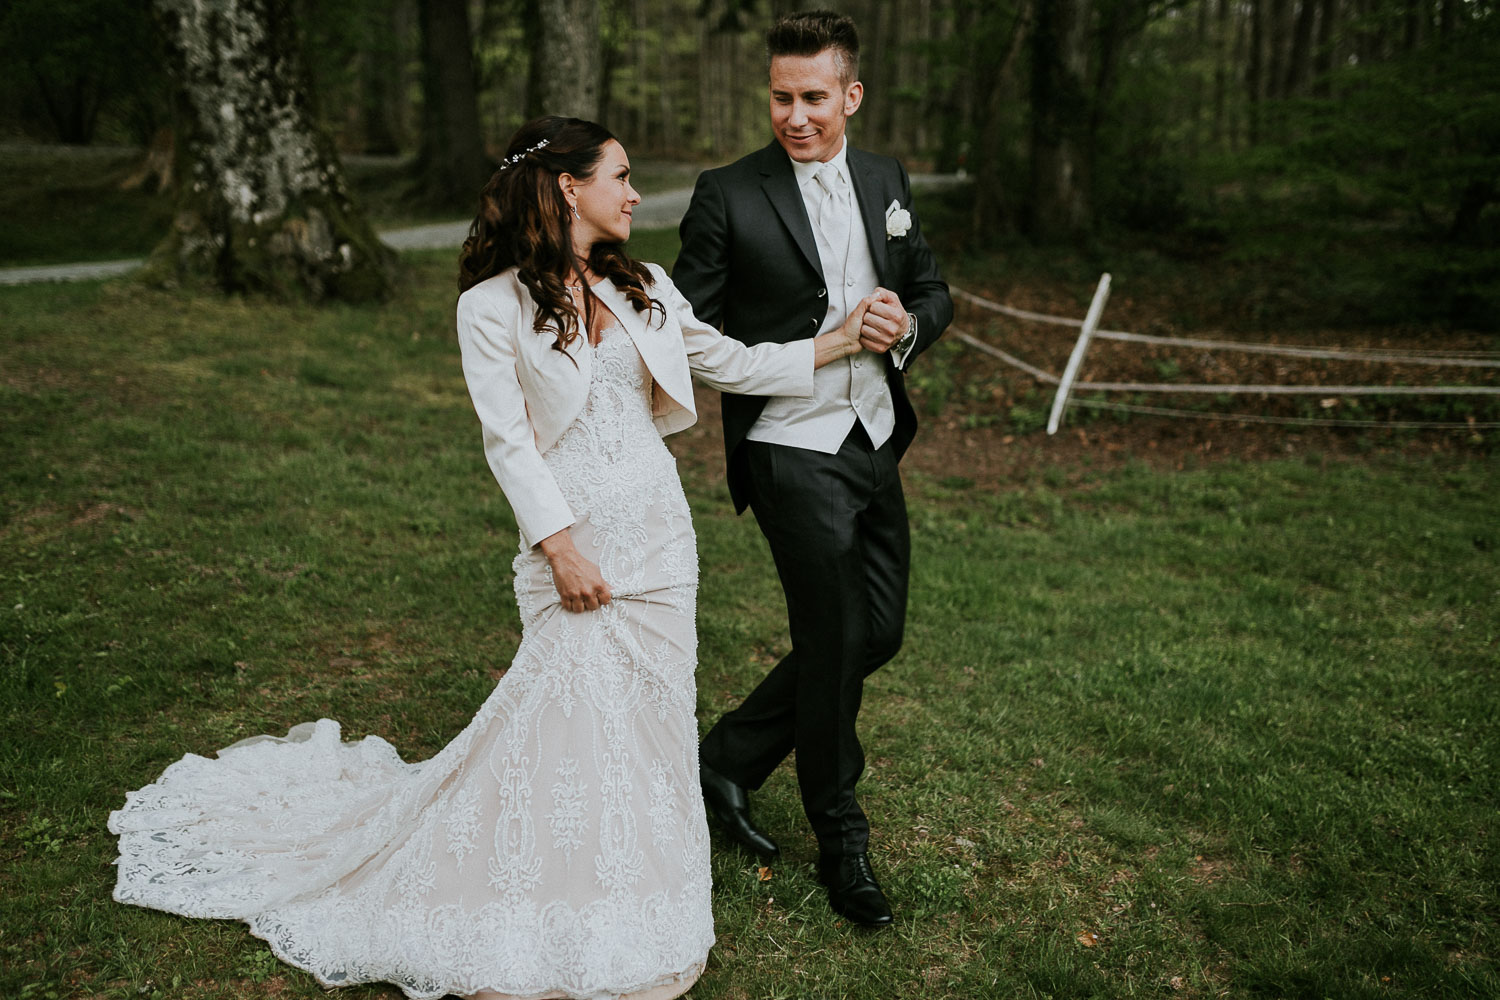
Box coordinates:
[813,162,851,275]
[816,162,895,449]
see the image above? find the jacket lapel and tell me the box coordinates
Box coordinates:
[591,278,646,342]
[757,144,823,278]
[589,278,694,411]
[847,147,889,283]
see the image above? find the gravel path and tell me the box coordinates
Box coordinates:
[0,175,966,287]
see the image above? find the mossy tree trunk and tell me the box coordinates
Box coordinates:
[147,0,398,302]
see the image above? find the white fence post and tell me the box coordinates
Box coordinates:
[1046,273,1112,435]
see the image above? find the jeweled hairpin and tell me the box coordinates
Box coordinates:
[498,138,550,170]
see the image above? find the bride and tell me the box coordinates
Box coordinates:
[108,116,870,1000]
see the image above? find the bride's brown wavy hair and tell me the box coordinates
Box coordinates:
[458,116,661,359]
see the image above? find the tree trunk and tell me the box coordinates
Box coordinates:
[934,0,974,174]
[1087,0,1144,181]
[1285,0,1318,96]
[1027,0,1092,240]
[147,0,397,302]
[523,0,545,119]
[599,16,621,131]
[630,0,650,150]
[1403,3,1425,52]
[1450,179,1495,243]
[656,0,678,155]
[1190,0,1208,159]
[1266,0,1291,100]
[905,0,932,157]
[1438,0,1455,43]
[1246,0,1265,143]
[1212,0,1230,147]
[968,1,1030,235]
[416,0,487,212]
[359,1,405,155]
[1312,0,1336,97]
[870,0,898,152]
[536,0,602,120]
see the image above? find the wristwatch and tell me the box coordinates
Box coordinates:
[894,312,918,355]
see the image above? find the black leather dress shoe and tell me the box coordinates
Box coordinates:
[818,851,894,928]
[699,763,781,861]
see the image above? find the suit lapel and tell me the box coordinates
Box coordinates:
[757,144,823,279]
[847,147,889,283]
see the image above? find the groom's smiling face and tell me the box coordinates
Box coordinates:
[769,49,863,164]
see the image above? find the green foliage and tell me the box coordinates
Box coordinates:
[0,0,167,144]
[1282,20,1500,241]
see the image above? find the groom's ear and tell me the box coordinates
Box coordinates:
[843,80,864,119]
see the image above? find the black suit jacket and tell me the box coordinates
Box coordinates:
[673,140,954,512]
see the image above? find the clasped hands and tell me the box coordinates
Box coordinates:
[849,287,908,355]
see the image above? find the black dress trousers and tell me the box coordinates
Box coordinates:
[700,424,909,857]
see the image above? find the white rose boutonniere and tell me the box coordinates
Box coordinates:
[885,200,912,240]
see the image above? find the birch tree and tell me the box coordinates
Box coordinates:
[148,0,397,301]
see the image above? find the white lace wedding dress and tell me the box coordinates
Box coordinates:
[109,325,712,1000]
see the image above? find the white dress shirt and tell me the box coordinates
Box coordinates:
[746,140,899,455]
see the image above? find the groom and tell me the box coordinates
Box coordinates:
[673,10,952,927]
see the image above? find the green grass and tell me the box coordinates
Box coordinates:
[2,254,1497,999]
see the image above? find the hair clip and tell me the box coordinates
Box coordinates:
[498,138,550,171]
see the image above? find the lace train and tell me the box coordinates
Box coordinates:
[109,328,713,999]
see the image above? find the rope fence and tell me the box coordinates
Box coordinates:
[1069,399,1500,431]
[948,280,1500,434]
[952,288,1500,366]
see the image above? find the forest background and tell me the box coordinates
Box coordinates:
[2,0,1497,330]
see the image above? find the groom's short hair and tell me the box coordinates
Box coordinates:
[766,10,860,85]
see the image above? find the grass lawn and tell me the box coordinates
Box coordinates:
[2,250,1496,999]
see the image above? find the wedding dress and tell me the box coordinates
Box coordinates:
[109,324,712,1000]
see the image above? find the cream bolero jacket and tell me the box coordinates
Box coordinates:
[457,262,815,549]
